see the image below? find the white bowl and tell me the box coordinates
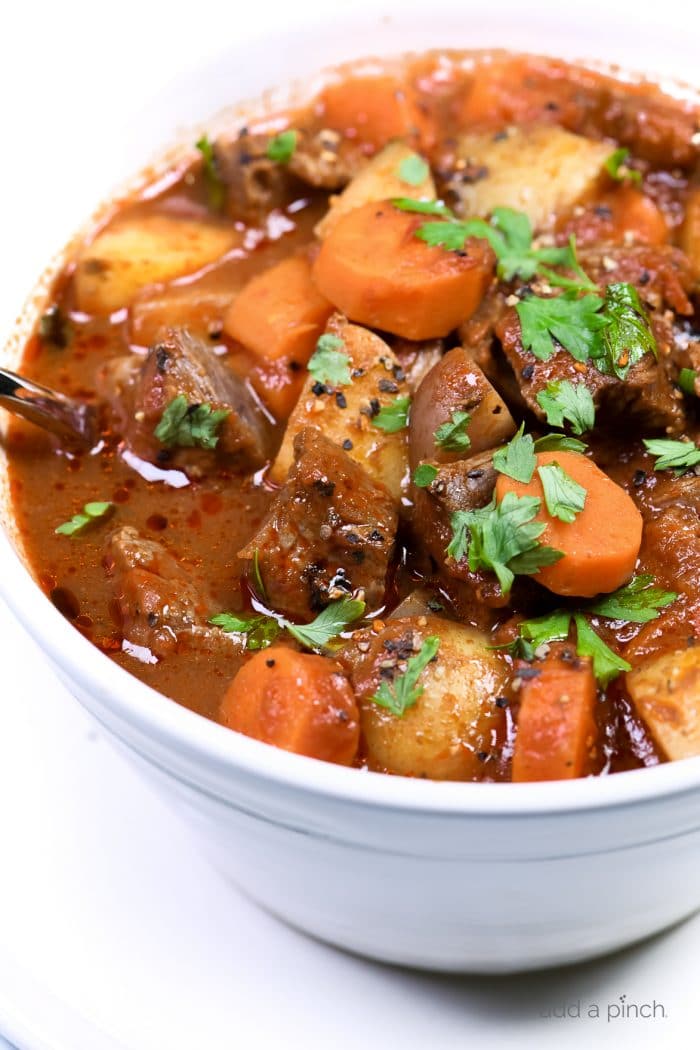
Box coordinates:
[3,0,700,974]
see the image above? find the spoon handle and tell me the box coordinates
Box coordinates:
[0,368,97,446]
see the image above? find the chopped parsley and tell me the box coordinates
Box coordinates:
[535,380,596,435]
[307,334,351,387]
[597,283,657,379]
[447,491,563,595]
[643,437,700,473]
[413,463,439,488]
[588,574,677,623]
[516,292,607,363]
[371,395,411,433]
[537,462,587,523]
[195,134,225,211]
[573,614,631,685]
[604,147,642,186]
[370,636,440,717]
[154,395,230,450]
[208,612,281,650]
[679,368,697,396]
[251,548,267,600]
[533,433,587,454]
[266,129,297,164]
[512,609,572,659]
[55,501,113,537]
[397,154,430,186]
[391,197,453,217]
[283,598,366,649]
[434,409,471,452]
[492,424,536,483]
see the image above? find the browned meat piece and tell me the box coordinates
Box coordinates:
[238,427,397,618]
[287,127,356,189]
[409,347,515,468]
[105,526,235,658]
[578,245,694,317]
[496,305,686,434]
[126,329,272,473]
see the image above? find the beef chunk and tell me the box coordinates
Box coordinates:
[105,526,234,658]
[127,328,272,472]
[577,245,694,317]
[239,427,397,619]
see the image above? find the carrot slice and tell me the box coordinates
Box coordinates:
[512,642,597,782]
[220,646,360,766]
[312,201,495,340]
[320,74,434,151]
[224,255,333,364]
[494,450,643,597]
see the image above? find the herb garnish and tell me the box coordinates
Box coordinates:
[413,463,439,488]
[154,395,230,450]
[642,437,700,473]
[604,147,642,186]
[533,433,587,454]
[447,492,563,595]
[597,283,658,379]
[307,334,351,387]
[266,129,297,164]
[679,368,697,396]
[371,395,411,433]
[537,463,587,523]
[588,574,677,623]
[209,597,365,652]
[397,154,430,186]
[434,409,471,452]
[195,135,225,211]
[536,380,595,435]
[492,423,536,483]
[516,292,607,363]
[391,197,452,217]
[55,501,113,537]
[370,636,440,717]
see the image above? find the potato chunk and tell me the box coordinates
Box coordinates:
[346,614,508,780]
[270,316,409,501]
[74,212,240,314]
[454,125,611,231]
[315,141,435,239]
[627,647,700,761]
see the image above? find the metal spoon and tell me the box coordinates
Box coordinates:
[0,368,97,447]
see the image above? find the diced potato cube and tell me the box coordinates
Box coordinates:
[270,316,409,501]
[351,614,508,780]
[74,212,240,314]
[627,647,700,761]
[454,125,611,231]
[315,141,435,239]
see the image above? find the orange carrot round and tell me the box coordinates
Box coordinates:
[312,201,495,340]
[495,450,643,597]
[512,643,597,782]
[320,74,434,151]
[220,646,360,766]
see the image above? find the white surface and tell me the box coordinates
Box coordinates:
[0,595,700,1049]
[3,0,700,1045]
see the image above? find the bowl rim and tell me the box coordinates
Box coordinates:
[3,30,700,819]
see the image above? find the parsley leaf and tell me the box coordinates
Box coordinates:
[370,636,440,717]
[643,437,700,472]
[516,292,607,362]
[434,409,471,452]
[251,548,267,600]
[533,433,588,454]
[492,423,536,483]
[597,282,657,379]
[371,395,411,433]
[154,395,230,450]
[604,147,642,186]
[266,129,297,164]
[55,501,113,537]
[535,379,595,435]
[679,368,697,396]
[513,609,573,659]
[447,492,563,595]
[413,463,439,488]
[537,462,587,523]
[195,134,225,211]
[283,597,366,649]
[208,612,280,650]
[397,154,430,186]
[588,574,677,623]
[573,613,631,686]
[391,197,454,217]
[307,334,351,386]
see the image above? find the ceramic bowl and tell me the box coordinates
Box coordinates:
[2,0,700,973]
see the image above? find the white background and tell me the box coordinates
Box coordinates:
[1,2,700,1047]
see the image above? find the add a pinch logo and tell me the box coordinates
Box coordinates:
[540,995,668,1022]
